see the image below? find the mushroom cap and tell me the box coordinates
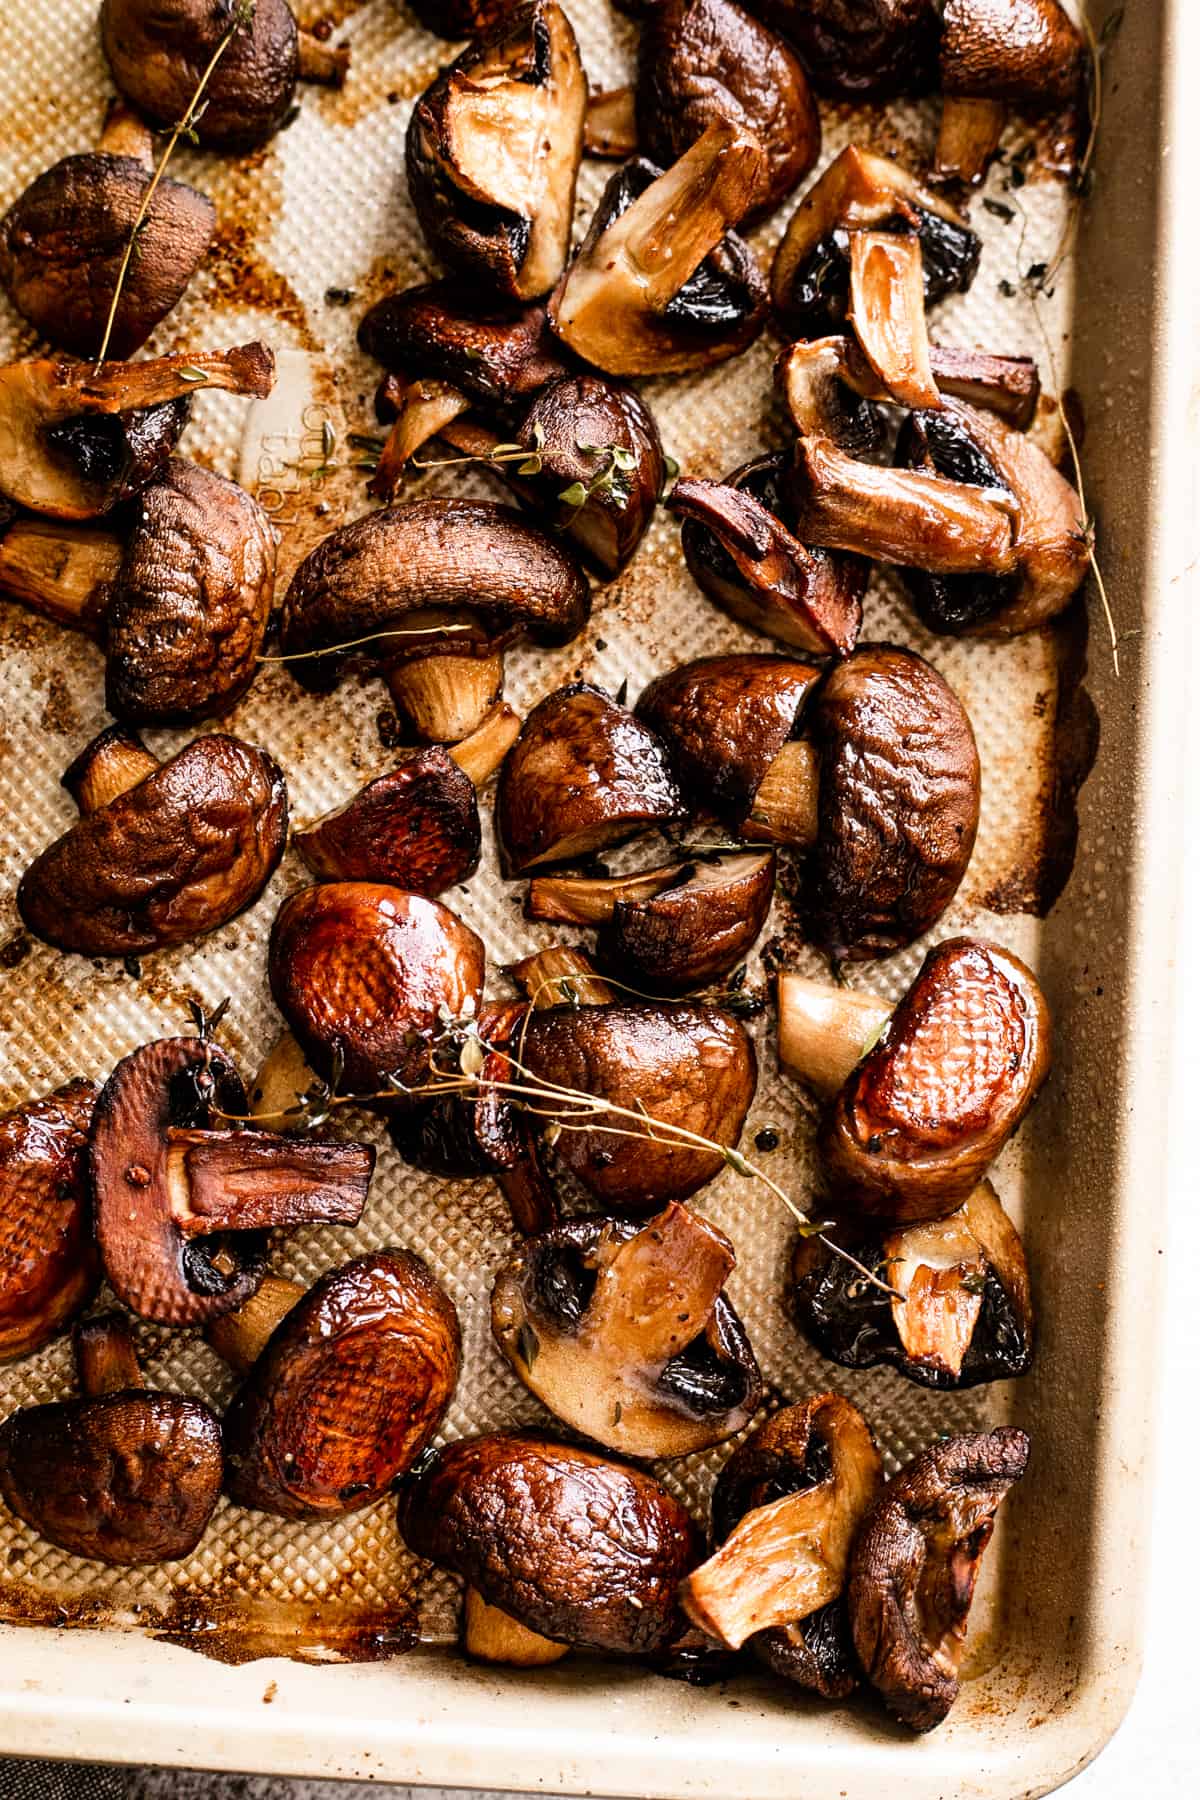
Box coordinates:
[409,0,522,35]
[103,460,277,726]
[0,153,215,360]
[358,280,574,413]
[388,999,534,1181]
[223,1249,461,1520]
[0,1081,100,1363]
[495,683,686,876]
[295,748,482,896]
[18,732,288,957]
[596,849,777,995]
[397,1432,699,1653]
[748,0,938,100]
[269,882,487,1094]
[941,0,1083,105]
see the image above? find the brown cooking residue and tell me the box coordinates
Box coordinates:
[36,669,80,738]
[203,154,321,353]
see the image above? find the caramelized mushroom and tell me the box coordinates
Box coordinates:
[398,1433,698,1653]
[295,748,482,895]
[846,229,940,410]
[409,0,523,35]
[847,1426,1030,1729]
[0,1081,99,1362]
[492,1203,762,1458]
[18,727,288,958]
[407,1,586,302]
[779,337,1042,438]
[747,0,937,99]
[358,280,572,416]
[935,0,1084,184]
[0,1311,223,1565]
[584,86,639,160]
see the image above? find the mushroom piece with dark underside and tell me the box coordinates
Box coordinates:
[0,1081,100,1362]
[935,0,1085,185]
[778,336,1042,438]
[746,0,938,100]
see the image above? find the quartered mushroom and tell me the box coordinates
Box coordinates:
[17,727,288,958]
[278,499,590,744]
[935,0,1085,185]
[680,1392,881,1698]
[91,1034,375,1326]
[746,0,938,99]
[847,1426,1030,1730]
[100,0,348,153]
[778,335,1041,438]
[491,1202,762,1458]
[0,108,214,358]
[0,1081,99,1362]
[398,1433,698,1654]
[269,882,486,1094]
[548,124,769,376]
[791,1178,1035,1388]
[216,1250,460,1520]
[407,0,586,302]
[0,343,274,520]
[778,935,1052,1224]
[0,1312,223,1565]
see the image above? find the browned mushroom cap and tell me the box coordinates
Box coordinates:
[819,937,1052,1224]
[0,344,274,520]
[0,1081,100,1362]
[520,1000,757,1211]
[0,1313,223,1565]
[492,1203,761,1458]
[221,1249,460,1520]
[847,1426,1030,1730]
[397,1432,699,1653]
[681,1392,881,1697]
[295,748,481,896]
[269,882,486,1093]
[548,127,768,376]
[636,0,820,217]
[91,1034,374,1326]
[670,457,866,654]
[17,728,288,957]
[358,280,573,414]
[407,1,586,303]
[941,0,1083,106]
[791,1179,1034,1389]
[746,0,938,99]
[409,0,525,35]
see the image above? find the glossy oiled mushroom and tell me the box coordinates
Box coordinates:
[217,1250,460,1520]
[91,1034,375,1326]
[17,727,288,958]
[791,1179,1034,1388]
[409,0,524,34]
[492,1203,762,1458]
[847,1426,1030,1730]
[935,0,1084,185]
[407,1,586,302]
[278,499,590,744]
[0,1313,223,1564]
[680,1393,881,1698]
[778,936,1052,1224]
[100,0,347,153]
[398,1433,698,1654]
[778,335,1041,439]
[746,0,937,99]
[0,109,214,358]
[0,1082,99,1362]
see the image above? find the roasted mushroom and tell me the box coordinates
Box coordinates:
[18,727,288,958]
[680,1393,881,1698]
[492,1203,762,1458]
[91,1033,374,1326]
[548,125,769,376]
[791,1179,1034,1388]
[746,0,938,99]
[847,1426,1030,1729]
[278,499,590,744]
[777,335,1041,437]
[462,1585,570,1667]
[100,0,347,153]
[0,1312,223,1565]
[407,1,586,302]
[935,0,1085,185]
[408,0,524,35]
[778,936,1052,1224]
[584,85,639,160]
[398,1433,698,1654]
[0,1082,99,1362]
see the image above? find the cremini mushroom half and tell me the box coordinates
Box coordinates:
[0,1082,99,1362]
[935,0,1085,185]
[777,335,1041,439]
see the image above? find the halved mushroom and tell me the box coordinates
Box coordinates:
[359,280,573,418]
[100,0,347,153]
[0,1081,100,1362]
[295,748,482,895]
[548,126,769,376]
[935,0,1084,185]
[397,1433,698,1654]
[278,499,590,744]
[17,728,288,958]
[779,936,1052,1224]
[0,343,274,520]
[680,1392,881,1697]
[777,335,1041,442]
[636,0,820,217]
[847,1426,1030,1730]
[269,882,486,1093]
[492,1203,762,1458]
[0,1312,223,1565]
[91,1034,375,1326]
[790,1178,1034,1388]
[847,229,940,410]
[496,683,686,876]
[509,943,617,1008]
[407,0,586,302]
[746,0,938,99]
[219,1249,460,1520]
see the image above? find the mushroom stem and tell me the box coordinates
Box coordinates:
[448,702,522,787]
[847,231,941,411]
[615,122,763,298]
[462,1586,569,1666]
[680,1485,845,1650]
[743,741,820,847]
[96,102,155,164]
[204,1274,306,1376]
[62,725,159,815]
[296,29,350,88]
[43,344,276,415]
[776,972,892,1098]
[249,1032,321,1133]
[495,1150,561,1237]
[73,1312,142,1398]
[0,520,123,635]
[581,1202,733,1368]
[928,345,1041,431]
[370,379,472,502]
[164,1131,373,1234]
[526,863,685,926]
[584,86,638,160]
[934,96,1007,186]
[385,649,505,745]
[509,946,616,1009]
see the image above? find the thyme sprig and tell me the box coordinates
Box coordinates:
[558,440,636,513]
[255,622,475,665]
[413,422,546,478]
